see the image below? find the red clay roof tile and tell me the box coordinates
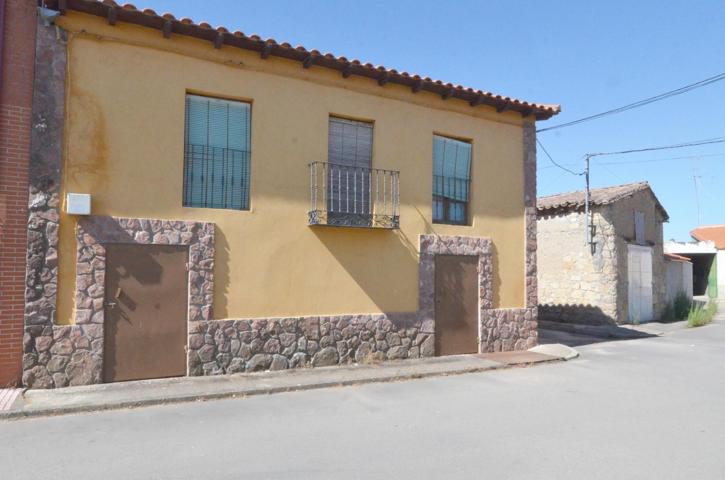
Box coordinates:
[690,226,725,249]
[48,0,560,120]
[664,252,692,262]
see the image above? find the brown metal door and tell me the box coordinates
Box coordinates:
[103,244,188,382]
[434,255,478,355]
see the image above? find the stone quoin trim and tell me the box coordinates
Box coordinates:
[24,18,66,330]
[523,120,538,309]
[22,18,70,388]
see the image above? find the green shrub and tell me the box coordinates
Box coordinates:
[687,302,718,328]
[673,292,692,320]
[661,292,692,322]
[662,303,676,322]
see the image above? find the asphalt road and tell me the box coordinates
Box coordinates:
[2,316,725,480]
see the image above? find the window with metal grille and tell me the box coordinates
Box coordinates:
[183,94,251,210]
[432,135,471,225]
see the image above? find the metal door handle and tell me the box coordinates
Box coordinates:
[105,301,117,308]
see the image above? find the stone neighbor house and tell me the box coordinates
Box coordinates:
[537,182,669,325]
[17,0,560,388]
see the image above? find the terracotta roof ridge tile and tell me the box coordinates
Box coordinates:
[538,181,668,221]
[692,224,725,229]
[50,0,561,120]
[539,181,650,200]
[690,225,725,249]
[664,253,691,262]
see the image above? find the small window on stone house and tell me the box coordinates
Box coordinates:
[634,211,645,244]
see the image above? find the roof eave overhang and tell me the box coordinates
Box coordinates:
[47,0,561,120]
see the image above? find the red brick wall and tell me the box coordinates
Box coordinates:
[0,0,36,386]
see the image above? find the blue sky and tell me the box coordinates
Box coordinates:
[139,0,724,240]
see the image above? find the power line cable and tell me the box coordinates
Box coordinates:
[537,72,725,133]
[579,136,725,243]
[588,136,725,158]
[540,151,725,169]
[597,151,725,165]
[536,139,584,175]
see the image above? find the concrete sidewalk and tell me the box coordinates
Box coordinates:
[1,348,575,420]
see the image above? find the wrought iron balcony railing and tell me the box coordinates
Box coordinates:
[309,161,400,229]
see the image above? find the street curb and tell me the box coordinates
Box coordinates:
[0,356,563,421]
[529,344,579,360]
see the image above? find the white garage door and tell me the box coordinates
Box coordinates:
[628,244,653,323]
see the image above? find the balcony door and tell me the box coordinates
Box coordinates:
[327,116,373,226]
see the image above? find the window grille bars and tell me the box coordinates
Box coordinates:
[183,143,250,210]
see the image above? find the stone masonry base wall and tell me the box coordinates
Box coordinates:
[22,324,102,389]
[189,313,429,375]
[24,313,430,387]
[22,306,536,387]
[481,308,537,352]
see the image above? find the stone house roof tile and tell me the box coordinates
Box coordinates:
[537,181,669,221]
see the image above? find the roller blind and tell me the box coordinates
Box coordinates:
[183,94,251,210]
[432,135,471,224]
[327,116,373,216]
[328,116,373,168]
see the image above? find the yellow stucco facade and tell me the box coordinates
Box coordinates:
[54,12,529,326]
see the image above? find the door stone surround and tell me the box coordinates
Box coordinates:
[74,217,215,326]
[419,233,537,353]
[22,216,214,389]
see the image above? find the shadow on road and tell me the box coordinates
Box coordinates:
[537,323,657,348]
